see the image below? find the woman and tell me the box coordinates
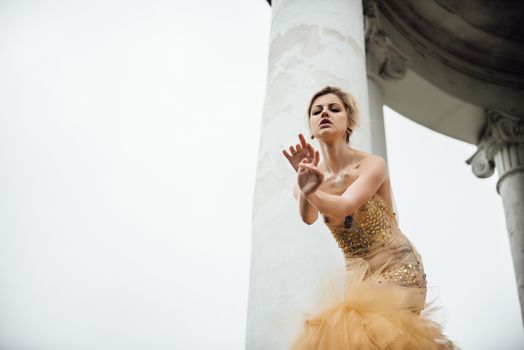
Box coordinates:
[282,86,458,349]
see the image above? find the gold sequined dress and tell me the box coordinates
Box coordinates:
[291,194,458,350]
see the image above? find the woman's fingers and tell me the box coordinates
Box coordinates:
[283,134,320,163]
[307,143,314,158]
[298,133,307,149]
[299,162,318,173]
[298,159,308,168]
[314,150,320,165]
[298,158,310,172]
[282,149,295,162]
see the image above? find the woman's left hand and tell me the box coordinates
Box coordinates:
[297,151,324,195]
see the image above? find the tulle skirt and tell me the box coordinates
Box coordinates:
[291,260,459,350]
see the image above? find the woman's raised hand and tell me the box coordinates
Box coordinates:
[282,133,316,172]
[297,149,324,195]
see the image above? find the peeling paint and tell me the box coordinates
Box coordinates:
[269,24,323,65]
[300,29,326,57]
[269,23,364,75]
[264,72,294,120]
[320,27,346,42]
[311,71,347,88]
[282,56,304,70]
[346,35,364,58]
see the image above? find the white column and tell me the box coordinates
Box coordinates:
[495,143,524,325]
[367,77,387,160]
[466,109,524,324]
[246,0,371,348]
[363,0,409,162]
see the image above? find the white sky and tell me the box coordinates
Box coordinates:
[0,0,522,349]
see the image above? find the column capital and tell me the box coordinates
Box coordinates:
[364,0,409,82]
[466,109,524,180]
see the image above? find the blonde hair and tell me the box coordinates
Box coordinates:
[307,86,360,144]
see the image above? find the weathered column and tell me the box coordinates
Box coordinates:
[367,78,387,159]
[466,109,524,325]
[246,0,371,348]
[364,0,409,217]
[364,0,409,161]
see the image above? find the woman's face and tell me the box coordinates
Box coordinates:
[309,93,347,142]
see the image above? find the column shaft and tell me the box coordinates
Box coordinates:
[495,143,524,324]
[247,0,371,348]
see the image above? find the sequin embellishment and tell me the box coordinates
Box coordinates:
[327,194,427,289]
[383,262,427,288]
[328,195,394,258]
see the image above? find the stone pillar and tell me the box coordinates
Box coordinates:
[367,78,387,160]
[246,0,371,348]
[364,0,409,216]
[363,0,409,162]
[466,109,524,325]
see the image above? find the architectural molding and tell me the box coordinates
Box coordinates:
[364,0,409,81]
[495,143,524,194]
[466,109,524,182]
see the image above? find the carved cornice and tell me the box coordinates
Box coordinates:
[466,109,524,183]
[377,0,524,89]
[364,0,409,81]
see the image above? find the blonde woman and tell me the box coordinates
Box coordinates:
[282,86,457,349]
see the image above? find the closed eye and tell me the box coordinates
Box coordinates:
[313,109,339,115]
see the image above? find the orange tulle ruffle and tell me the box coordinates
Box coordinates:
[291,260,459,350]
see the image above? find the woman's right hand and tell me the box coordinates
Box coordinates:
[282,133,316,173]
[297,151,323,195]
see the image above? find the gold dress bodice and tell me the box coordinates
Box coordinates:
[292,195,459,350]
[327,194,427,289]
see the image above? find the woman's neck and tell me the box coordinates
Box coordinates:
[320,141,356,175]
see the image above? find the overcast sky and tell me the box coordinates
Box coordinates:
[0,0,523,349]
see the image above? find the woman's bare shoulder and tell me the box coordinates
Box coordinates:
[361,153,386,164]
[353,150,386,166]
[357,153,388,176]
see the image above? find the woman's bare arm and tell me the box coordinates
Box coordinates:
[293,183,319,225]
[304,156,387,219]
[281,133,319,224]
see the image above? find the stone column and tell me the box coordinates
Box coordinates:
[364,0,409,217]
[364,0,408,161]
[466,109,524,324]
[246,0,371,348]
[367,78,387,159]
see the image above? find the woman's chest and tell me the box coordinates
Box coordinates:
[319,170,359,195]
[319,171,359,227]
